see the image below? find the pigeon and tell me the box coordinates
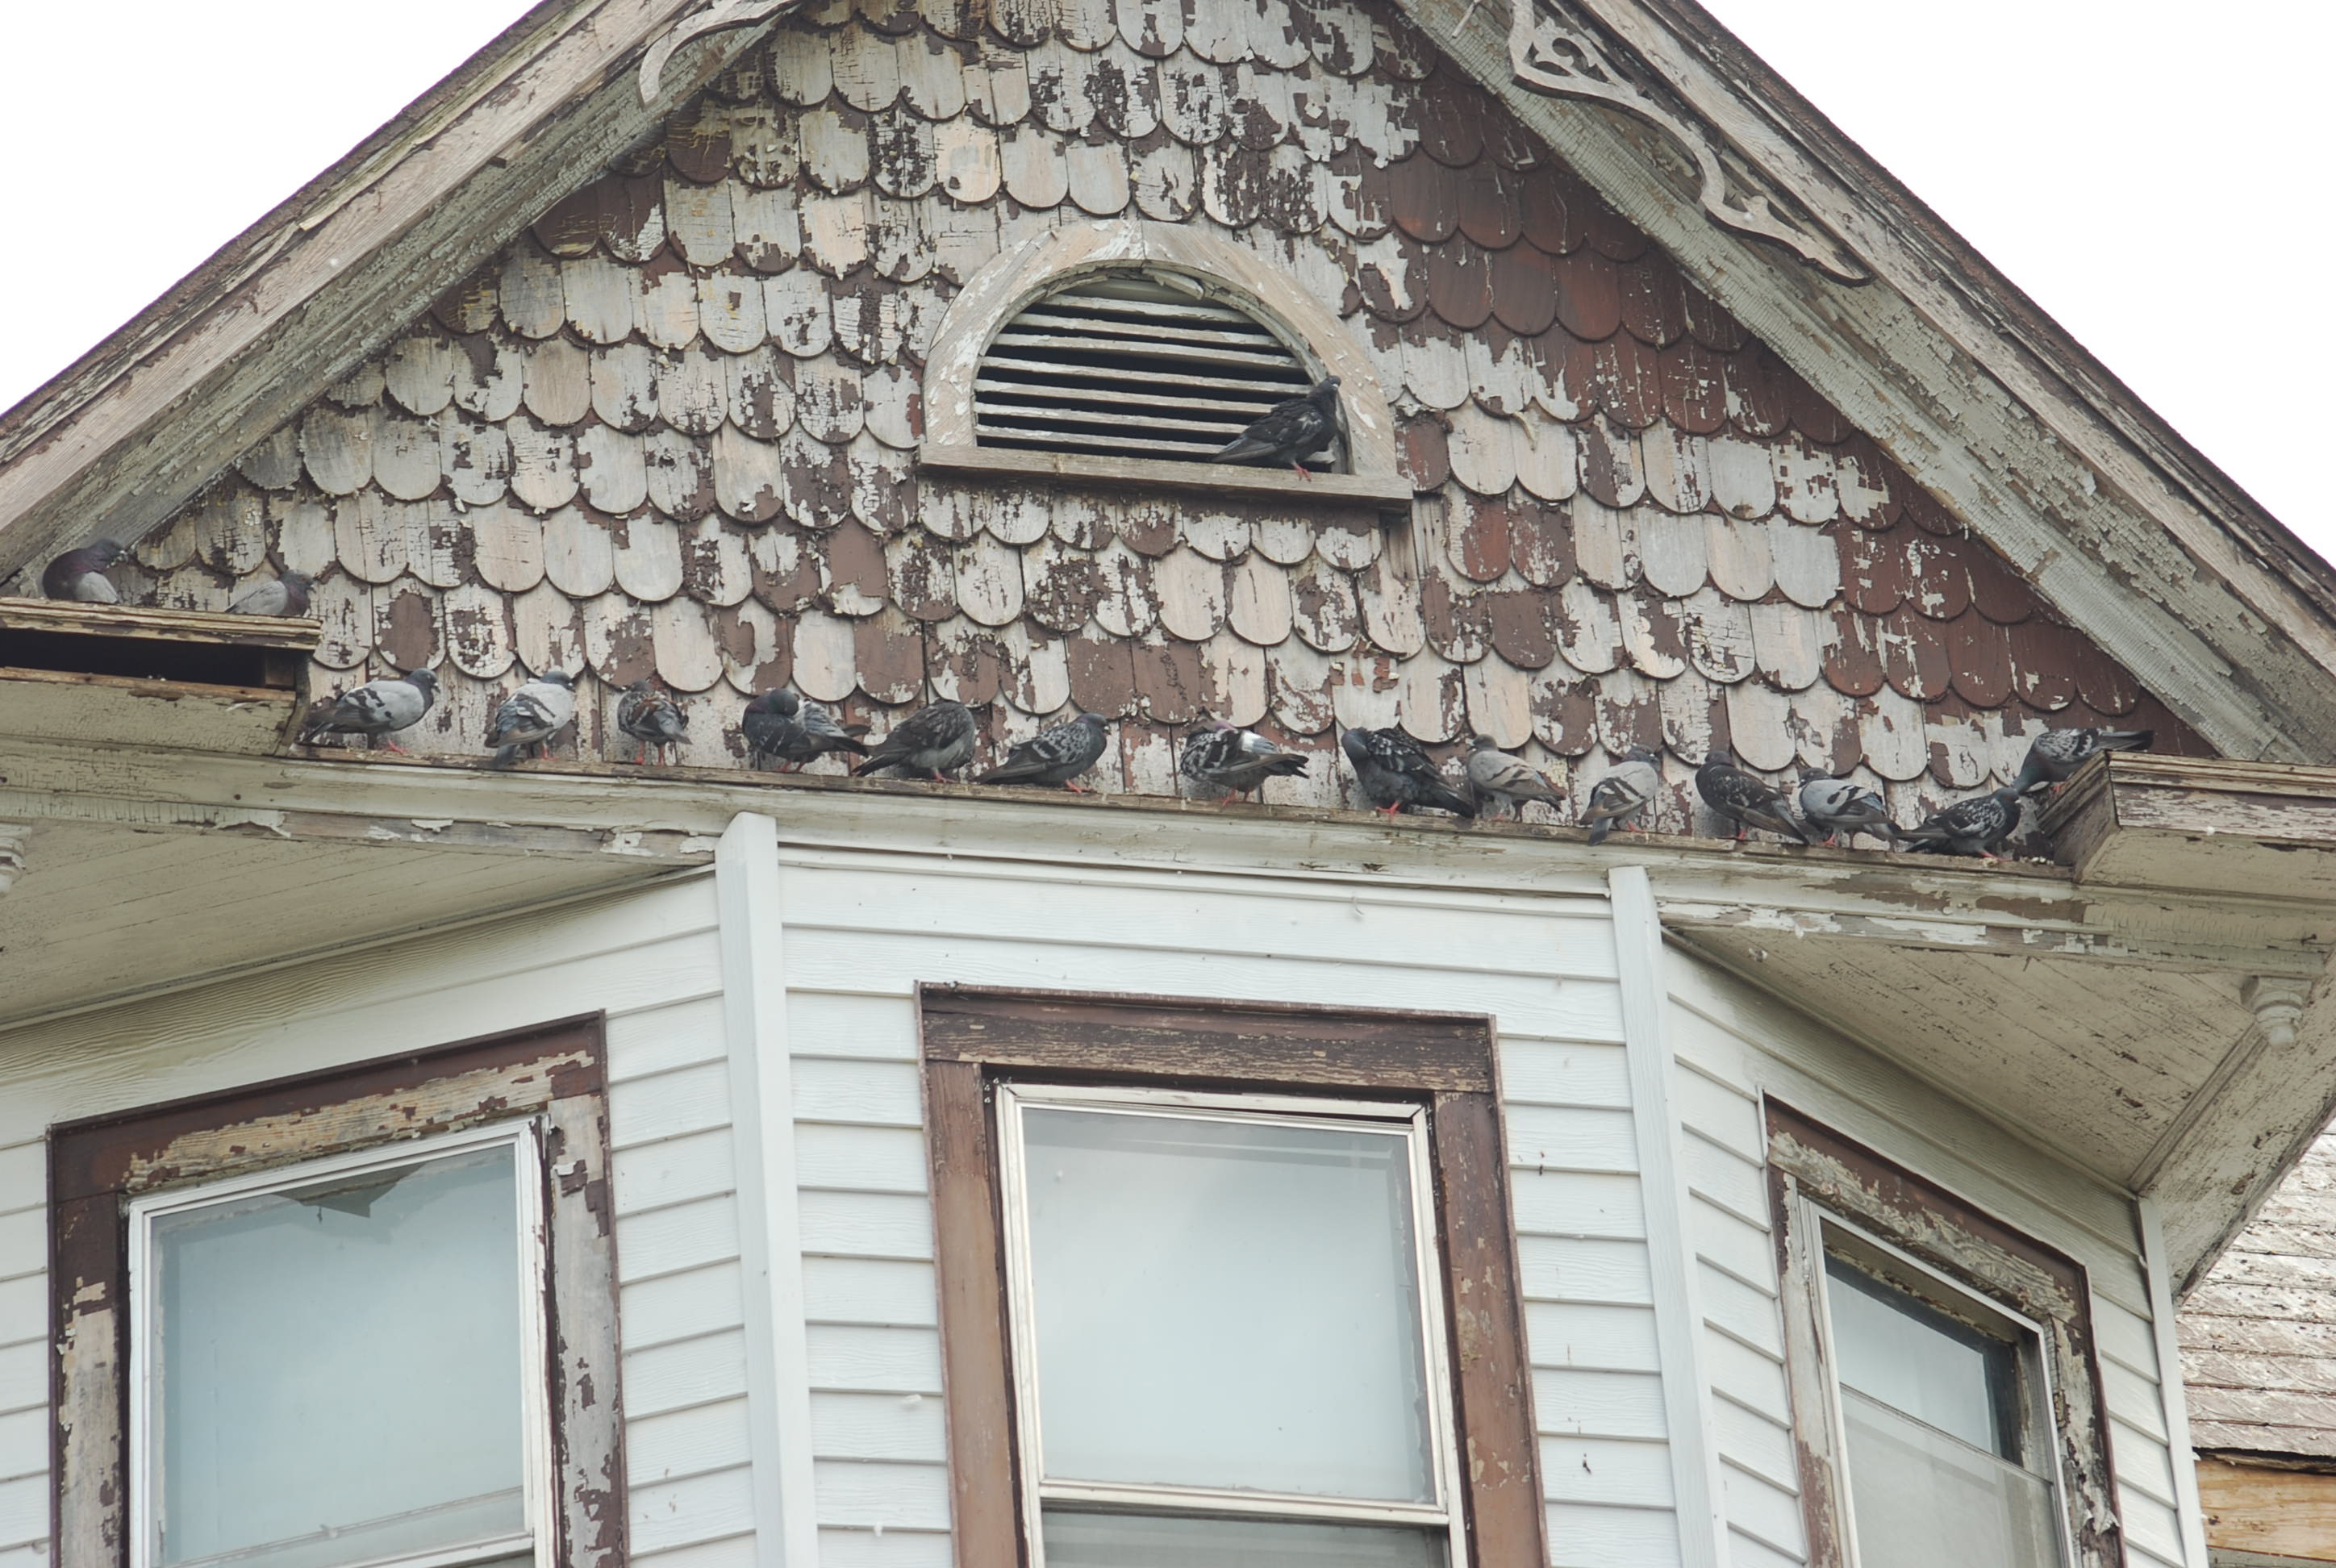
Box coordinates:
[1464,735,1565,819]
[297,669,438,751]
[977,713,1112,791]
[41,539,124,603]
[1179,719,1310,802]
[1903,786,2026,860]
[741,690,870,771]
[1696,749,1808,844]
[2009,728,2155,795]
[853,699,978,780]
[1341,727,1476,819]
[1212,377,1342,475]
[487,669,577,769]
[1583,749,1661,844]
[1796,769,1900,848]
[226,570,312,618]
[616,679,689,765]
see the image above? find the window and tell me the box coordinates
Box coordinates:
[1766,1103,2124,1568]
[974,275,1323,467]
[920,986,1544,1568]
[50,1018,624,1568]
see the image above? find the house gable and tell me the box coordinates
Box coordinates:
[73,0,2209,829]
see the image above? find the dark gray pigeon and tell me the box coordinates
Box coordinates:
[487,669,577,769]
[1796,769,1900,848]
[977,713,1111,791]
[298,669,439,751]
[853,699,978,780]
[1464,735,1564,819]
[1696,749,1808,844]
[41,539,124,603]
[1212,377,1342,474]
[742,690,870,771]
[1179,719,1310,802]
[1583,749,1661,844]
[2009,728,2154,794]
[1904,786,2026,859]
[617,678,689,765]
[227,570,312,618]
[1342,727,1475,819]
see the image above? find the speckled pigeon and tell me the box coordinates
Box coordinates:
[1696,749,1808,844]
[297,669,438,752]
[853,699,978,780]
[1342,727,1475,819]
[1796,769,1900,848]
[977,713,1111,791]
[1903,786,2026,860]
[617,679,689,765]
[1212,377,1342,475]
[1583,749,1661,845]
[742,690,870,771]
[487,669,576,769]
[1464,735,1564,819]
[1179,719,1310,802]
[226,570,311,618]
[41,539,123,603]
[2009,728,2155,794]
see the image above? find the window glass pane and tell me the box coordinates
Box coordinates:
[1824,1252,2020,1457]
[1020,1107,1433,1502]
[1041,1509,1446,1566]
[1840,1390,2059,1568]
[152,1144,527,1568]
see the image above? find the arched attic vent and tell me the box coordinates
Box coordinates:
[972,273,1329,469]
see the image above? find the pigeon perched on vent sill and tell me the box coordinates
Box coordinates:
[1342,727,1475,819]
[298,669,439,751]
[977,713,1111,790]
[227,570,312,618]
[1179,719,1310,802]
[41,539,124,603]
[1796,770,1900,848]
[853,699,978,780]
[1212,377,1342,476]
[742,690,870,771]
[1583,749,1661,844]
[2009,728,2155,795]
[1696,749,1808,844]
[1903,786,2026,860]
[1464,736,1564,819]
[617,679,689,765]
[487,669,576,769]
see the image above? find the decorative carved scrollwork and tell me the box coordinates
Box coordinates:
[640,0,804,102]
[1509,0,1870,283]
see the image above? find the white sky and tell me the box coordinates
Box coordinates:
[0,2,2325,557]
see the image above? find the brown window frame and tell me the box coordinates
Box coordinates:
[1764,1100,2124,1568]
[916,982,1545,1568]
[48,1015,626,1568]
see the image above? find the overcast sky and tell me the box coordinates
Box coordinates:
[1,2,2323,557]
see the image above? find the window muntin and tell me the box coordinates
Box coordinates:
[973,276,1322,466]
[1816,1224,2067,1568]
[995,1084,1463,1566]
[128,1123,552,1568]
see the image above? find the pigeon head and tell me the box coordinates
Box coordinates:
[1309,376,1341,400]
[1191,717,1234,733]
[1469,734,1499,750]
[536,669,575,687]
[403,669,440,692]
[84,538,125,565]
[279,569,312,588]
[625,678,656,696]
[749,689,801,717]
[1625,747,1661,764]
[1074,712,1109,732]
[1701,748,1736,769]
[1339,728,1371,763]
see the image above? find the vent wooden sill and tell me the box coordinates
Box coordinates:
[0,599,318,753]
[918,443,1415,511]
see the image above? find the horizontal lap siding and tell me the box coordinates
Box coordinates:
[775,857,1651,1566]
[1663,950,2197,1568]
[0,878,754,1568]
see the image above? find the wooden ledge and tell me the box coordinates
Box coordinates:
[916,442,1416,511]
[0,598,320,651]
[0,599,318,753]
[2041,752,2336,896]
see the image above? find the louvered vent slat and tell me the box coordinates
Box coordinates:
[974,277,1316,465]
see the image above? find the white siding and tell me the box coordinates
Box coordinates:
[767,849,1646,1565]
[1664,947,2200,1568]
[0,875,756,1568]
